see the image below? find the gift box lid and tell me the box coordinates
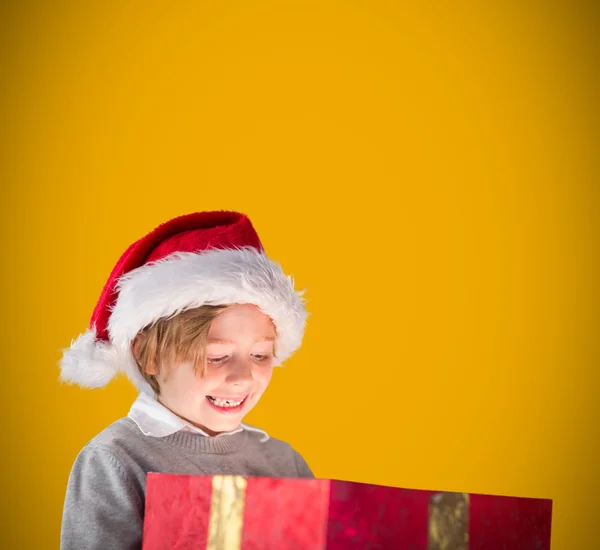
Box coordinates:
[143,474,552,550]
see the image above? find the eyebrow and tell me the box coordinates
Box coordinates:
[207,336,276,344]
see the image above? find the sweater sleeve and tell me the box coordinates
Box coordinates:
[292,449,315,478]
[60,445,145,550]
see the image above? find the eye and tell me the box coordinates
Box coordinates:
[207,356,229,365]
[252,354,272,362]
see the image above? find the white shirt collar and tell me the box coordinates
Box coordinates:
[127,392,269,441]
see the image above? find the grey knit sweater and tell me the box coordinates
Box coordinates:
[60,417,314,550]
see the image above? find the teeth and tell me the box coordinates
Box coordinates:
[208,396,243,408]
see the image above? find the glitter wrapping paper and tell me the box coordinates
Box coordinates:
[142,474,552,549]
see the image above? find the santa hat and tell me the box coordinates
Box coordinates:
[59,211,307,395]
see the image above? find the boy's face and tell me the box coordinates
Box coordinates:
[155,303,276,435]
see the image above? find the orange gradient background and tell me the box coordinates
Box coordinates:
[1,2,598,548]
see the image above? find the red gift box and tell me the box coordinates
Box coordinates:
[142,474,552,549]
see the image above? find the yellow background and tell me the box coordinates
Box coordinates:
[1,1,597,548]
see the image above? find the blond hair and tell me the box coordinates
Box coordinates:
[132,304,233,395]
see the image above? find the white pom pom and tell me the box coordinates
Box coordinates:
[59,329,121,388]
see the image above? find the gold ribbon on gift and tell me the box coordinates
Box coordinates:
[428,492,470,550]
[205,476,469,550]
[207,475,247,550]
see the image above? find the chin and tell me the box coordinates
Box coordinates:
[205,417,240,432]
[216,426,236,434]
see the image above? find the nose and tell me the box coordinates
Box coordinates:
[225,357,255,386]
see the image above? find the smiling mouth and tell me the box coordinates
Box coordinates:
[206,395,249,413]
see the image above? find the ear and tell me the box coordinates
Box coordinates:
[131,333,158,375]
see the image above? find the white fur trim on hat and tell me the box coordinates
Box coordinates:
[59,328,154,394]
[60,247,307,393]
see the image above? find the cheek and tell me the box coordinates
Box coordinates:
[159,364,209,396]
[255,367,274,390]
[202,366,227,386]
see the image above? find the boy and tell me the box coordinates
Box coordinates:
[59,211,313,549]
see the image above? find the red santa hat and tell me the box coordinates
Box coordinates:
[59,211,307,395]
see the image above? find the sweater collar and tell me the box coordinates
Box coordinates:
[160,429,250,454]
